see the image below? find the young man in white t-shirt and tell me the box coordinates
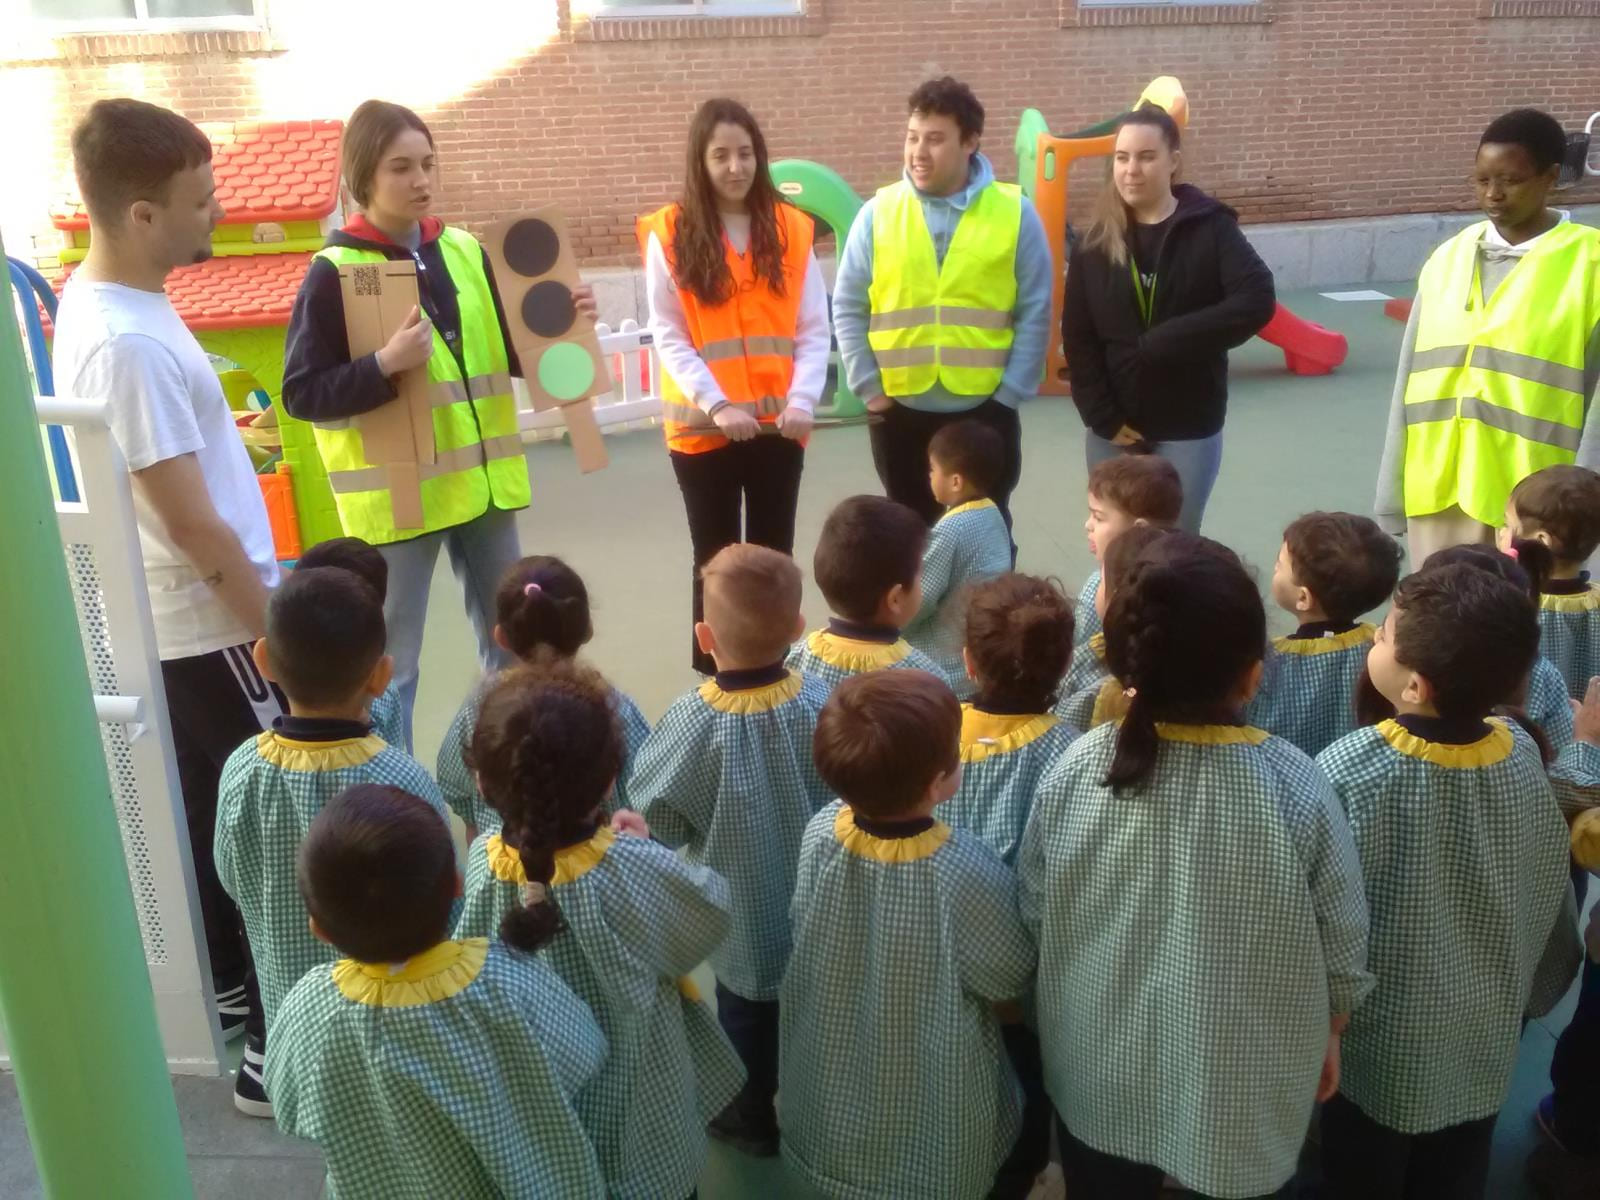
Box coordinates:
[52,98,283,1116]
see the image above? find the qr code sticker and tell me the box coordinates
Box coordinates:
[352,264,382,296]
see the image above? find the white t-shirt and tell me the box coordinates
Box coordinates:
[52,278,280,661]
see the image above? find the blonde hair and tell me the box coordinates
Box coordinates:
[1081,106,1183,269]
[701,543,803,664]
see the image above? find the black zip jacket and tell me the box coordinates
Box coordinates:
[1063,184,1276,442]
[281,216,524,424]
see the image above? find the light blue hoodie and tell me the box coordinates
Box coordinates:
[832,152,1053,413]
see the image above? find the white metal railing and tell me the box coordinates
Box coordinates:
[518,320,663,440]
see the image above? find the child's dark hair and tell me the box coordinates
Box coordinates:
[265,567,385,707]
[928,419,1004,499]
[814,670,961,819]
[813,495,928,622]
[908,76,984,142]
[1283,512,1403,623]
[1103,534,1265,790]
[465,658,622,953]
[1087,456,1183,526]
[964,574,1074,713]
[1102,523,1172,603]
[295,537,388,604]
[1480,108,1567,174]
[495,556,593,659]
[1511,465,1600,565]
[1421,543,1551,604]
[1390,563,1540,721]
[297,784,456,964]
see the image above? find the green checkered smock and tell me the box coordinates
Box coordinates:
[1245,625,1374,758]
[784,629,942,697]
[1540,585,1600,701]
[903,499,1013,700]
[632,671,834,1000]
[265,938,607,1199]
[1552,740,1600,820]
[455,828,742,1198]
[1317,718,1577,1133]
[367,683,405,749]
[1054,676,1127,732]
[937,706,1079,866]
[1073,569,1101,649]
[436,679,651,833]
[215,730,449,1031]
[1529,655,1577,753]
[1062,631,1108,696]
[780,802,1034,1200]
[1020,722,1373,1196]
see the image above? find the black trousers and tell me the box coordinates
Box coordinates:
[1055,1117,1293,1200]
[866,397,1022,533]
[1320,1093,1496,1199]
[670,437,805,674]
[160,644,285,1043]
[989,1023,1053,1198]
[715,982,780,1124]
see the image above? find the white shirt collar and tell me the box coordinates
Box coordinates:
[1482,209,1569,250]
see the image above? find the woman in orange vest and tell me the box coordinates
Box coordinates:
[641,97,831,673]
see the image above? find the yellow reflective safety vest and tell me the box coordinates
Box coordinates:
[866,180,1021,397]
[312,227,529,545]
[1403,220,1600,526]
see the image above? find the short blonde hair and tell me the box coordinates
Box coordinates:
[701,543,803,664]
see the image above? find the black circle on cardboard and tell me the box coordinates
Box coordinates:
[503,219,561,278]
[521,280,577,338]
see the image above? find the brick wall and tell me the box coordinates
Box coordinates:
[5,0,1599,269]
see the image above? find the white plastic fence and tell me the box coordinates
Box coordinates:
[518,320,663,440]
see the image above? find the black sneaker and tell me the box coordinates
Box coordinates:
[214,982,249,1041]
[707,1096,779,1158]
[233,1037,272,1118]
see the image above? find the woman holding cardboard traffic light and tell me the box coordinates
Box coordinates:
[283,99,596,747]
[640,97,832,675]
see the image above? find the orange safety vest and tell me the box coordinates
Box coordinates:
[637,202,813,454]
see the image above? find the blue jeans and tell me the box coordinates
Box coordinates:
[376,507,520,751]
[1085,430,1224,535]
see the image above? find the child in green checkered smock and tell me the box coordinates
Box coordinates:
[453,661,742,1199]
[903,421,1015,697]
[1503,464,1600,700]
[1315,563,1579,1195]
[213,568,451,1122]
[1020,533,1372,1199]
[1072,569,1101,652]
[293,538,409,752]
[265,785,608,1200]
[1245,513,1402,757]
[633,544,834,1154]
[785,494,941,695]
[432,554,650,834]
[1071,455,1184,661]
[782,670,1035,1199]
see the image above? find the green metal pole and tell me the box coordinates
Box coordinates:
[0,230,193,1197]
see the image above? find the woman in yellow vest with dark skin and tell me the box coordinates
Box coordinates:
[641,98,831,674]
[283,100,597,747]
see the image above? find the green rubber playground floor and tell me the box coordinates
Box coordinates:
[2,285,1597,1196]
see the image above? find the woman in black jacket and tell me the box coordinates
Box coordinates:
[1063,106,1276,532]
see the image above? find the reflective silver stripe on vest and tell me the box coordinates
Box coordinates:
[868,305,1016,332]
[941,346,1012,367]
[1403,395,1581,452]
[699,335,797,364]
[316,371,515,430]
[1409,345,1584,395]
[326,434,525,494]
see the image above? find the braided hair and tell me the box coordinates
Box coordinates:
[464,656,623,952]
[1421,541,1552,601]
[1102,534,1265,789]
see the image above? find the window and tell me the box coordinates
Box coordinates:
[25,0,264,31]
[575,0,802,15]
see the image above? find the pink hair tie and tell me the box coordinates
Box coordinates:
[1505,546,1520,562]
[524,581,543,597]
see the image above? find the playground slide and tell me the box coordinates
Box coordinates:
[1256,303,1350,377]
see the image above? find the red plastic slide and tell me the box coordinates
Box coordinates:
[1256,303,1349,376]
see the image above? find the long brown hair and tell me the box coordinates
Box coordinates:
[672,98,789,305]
[1082,105,1182,268]
[343,100,433,209]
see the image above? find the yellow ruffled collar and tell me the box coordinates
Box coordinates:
[1541,584,1600,614]
[254,730,385,772]
[941,498,998,521]
[1089,632,1106,661]
[333,938,488,1008]
[1273,623,1376,657]
[1153,723,1270,746]
[833,805,950,864]
[698,670,804,715]
[1089,678,1130,729]
[1377,717,1512,769]
[485,828,615,887]
[807,630,912,672]
[960,706,1059,762]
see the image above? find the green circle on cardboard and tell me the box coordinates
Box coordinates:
[537,343,596,402]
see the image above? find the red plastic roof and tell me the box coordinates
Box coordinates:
[48,252,311,333]
[51,119,343,231]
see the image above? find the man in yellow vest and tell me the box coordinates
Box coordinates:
[834,76,1052,537]
[1376,108,1600,565]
